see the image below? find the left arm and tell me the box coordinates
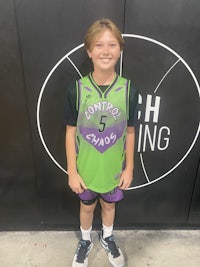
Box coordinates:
[118,126,135,190]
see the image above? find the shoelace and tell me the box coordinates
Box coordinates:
[105,236,120,258]
[76,240,91,263]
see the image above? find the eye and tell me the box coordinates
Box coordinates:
[96,43,103,48]
[109,43,118,48]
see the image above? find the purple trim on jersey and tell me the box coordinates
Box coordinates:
[78,187,124,203]
[115,86,123,92]
[84,86,92,92]
[79,120,126,153]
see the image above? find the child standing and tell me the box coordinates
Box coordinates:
[65,18,138,267]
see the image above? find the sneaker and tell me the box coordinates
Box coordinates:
[100,233,125,267]
[72,239,93,267]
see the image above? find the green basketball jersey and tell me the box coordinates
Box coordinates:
[76,73,130,193]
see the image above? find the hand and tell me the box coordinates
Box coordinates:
[68,172,87,194]
[118,169,133,190]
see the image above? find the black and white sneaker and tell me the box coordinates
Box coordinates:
[100,233,125,267]
[72,239,93,267]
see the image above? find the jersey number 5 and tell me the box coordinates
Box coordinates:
[99,115,107,132]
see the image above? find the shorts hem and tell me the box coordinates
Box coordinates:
[78,187,124,205]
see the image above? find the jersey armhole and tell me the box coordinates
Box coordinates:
[76,80,80,112]
[126,80,131,120]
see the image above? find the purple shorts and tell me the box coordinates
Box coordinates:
[78,187,124,205]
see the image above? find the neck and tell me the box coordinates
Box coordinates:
[92,69,116,86]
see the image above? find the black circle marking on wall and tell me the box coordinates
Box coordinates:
[37,35,200,190]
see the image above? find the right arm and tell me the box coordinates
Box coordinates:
[65,125,87,194]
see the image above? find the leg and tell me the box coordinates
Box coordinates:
[99,198,115,227]
[80,200,97,230]
[72,200,97,267]
[99,198,125,267]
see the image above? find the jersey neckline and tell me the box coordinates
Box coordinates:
[88,72,119,98]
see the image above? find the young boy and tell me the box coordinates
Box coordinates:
[65,18,138,267]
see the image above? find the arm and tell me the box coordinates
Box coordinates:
[118,126,135,190]
[65,125,87,194]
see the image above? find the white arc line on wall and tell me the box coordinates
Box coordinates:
[128,122,200,190]
[154,59,180,94]
[37,34,200,190]
[36,44,84,174]
[139,58,181,185]
[140,154,150,183]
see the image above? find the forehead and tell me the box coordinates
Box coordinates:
[94,29,119,43]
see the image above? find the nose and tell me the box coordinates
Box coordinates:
[103,45,109,54]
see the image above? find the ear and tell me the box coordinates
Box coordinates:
[87,49,92,58]
[119,50,123,58]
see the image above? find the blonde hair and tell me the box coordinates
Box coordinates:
[84,18,124,51]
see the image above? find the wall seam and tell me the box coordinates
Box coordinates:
[13,0,42,228]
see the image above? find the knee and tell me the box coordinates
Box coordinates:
[81,201,96,214]
[100,199,115,212]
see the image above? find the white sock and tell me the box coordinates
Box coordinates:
[80,226,92,241]
[102,224,113,239]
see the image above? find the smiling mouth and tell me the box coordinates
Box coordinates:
[100,58,112,62]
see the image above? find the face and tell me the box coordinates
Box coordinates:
[87,29,121,73]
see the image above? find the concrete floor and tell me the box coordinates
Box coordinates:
[0,230,200,267]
